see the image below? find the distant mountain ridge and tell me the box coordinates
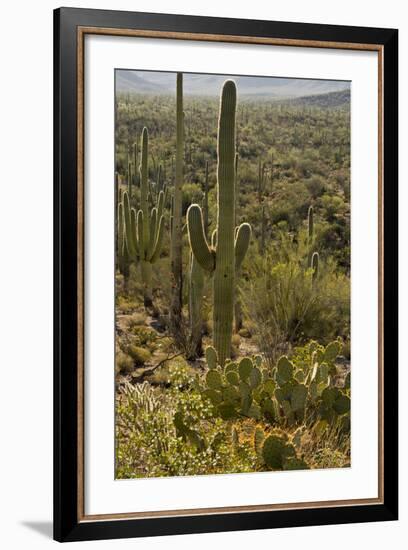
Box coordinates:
[116,70,349,99]
[278,89,351,109]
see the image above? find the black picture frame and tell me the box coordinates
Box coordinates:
[54,7,398,542]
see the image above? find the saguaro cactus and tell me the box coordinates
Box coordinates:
[311,251,319,283]
[170,73,184,337]
[203,160,209,236]
[127,160,133,198]
[257,158,267,204]
[188,251,205,357]
[234,152,243,332]
[133,140,138,188]
[117,200,130,293]
[187,80,251,365]
[308,205,314,241]
[122,127,165,308]
[307,205,318,270]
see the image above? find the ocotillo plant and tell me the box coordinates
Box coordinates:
[170,73,184,338]
[187,80,251,365]
[123,127,165,308]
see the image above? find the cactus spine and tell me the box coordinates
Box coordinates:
[187,81,251,365]
[123,127,165,308]
[170,73,184,336]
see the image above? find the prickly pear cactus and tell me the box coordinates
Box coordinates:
[199,341,349,433]
[261,431,309,471]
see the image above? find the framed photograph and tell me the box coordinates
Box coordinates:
[54,7,398,542]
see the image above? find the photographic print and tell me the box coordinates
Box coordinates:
[55,9,398,540]
[114,69,351,479]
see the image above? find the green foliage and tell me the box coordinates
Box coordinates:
[262,433,296,469]
[126,345,151,365]
[116,351,134,374]
[115,75,351,480]
[244,228,349,364]
[116,375,258,479]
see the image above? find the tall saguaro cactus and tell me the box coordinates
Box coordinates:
[203,160,209,236]
[187,80,251,365]
[122,127,165,308]
[307,205,315,267]
[170,73,184,336]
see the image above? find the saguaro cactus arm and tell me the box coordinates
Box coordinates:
[157,190,165,221]
[130,208,138,256]
[308,205,314,240]
[118,202,125,257]
[147,207,158,258]
[149,215,165,264]
[123,191,137,258]
[137,209,144,257]
[187,204,215,272]
[235,222,251,269]
[311,251,319,281]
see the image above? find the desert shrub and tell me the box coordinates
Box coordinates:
[116,351,134,374]
[126,345,151,365]
[116,375,257,478]
[116,294,138,314]
[243,232,350,364]
[231,334,241,347]
[182,183,203,215]
[125,312,146,329]
[130,326,157,348]
[305,176,326,198]
[149,355,194,385]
